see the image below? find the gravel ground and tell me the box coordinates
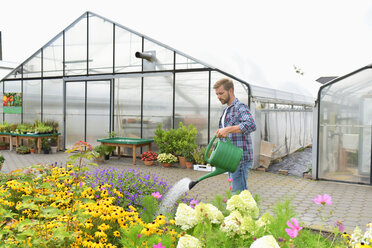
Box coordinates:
[266,147,313,177]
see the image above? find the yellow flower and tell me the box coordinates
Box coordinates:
[113,231,120,237]
[141,227,152,236]
[94,230,107,238]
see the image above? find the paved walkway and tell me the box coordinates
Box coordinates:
[1,150,371,233]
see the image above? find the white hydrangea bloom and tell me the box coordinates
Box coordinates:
[175,203,198,230]
[195,202,224,224]
[350,226,363,247]
[256,212,273,229]
[226,190,259,219]
[220,211,243,237]
[238,215,255,237]
[176,234,202,248]
[250,235,280,248]
[362,225,372,245]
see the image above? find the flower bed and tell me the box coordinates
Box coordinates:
[0,141,368,247]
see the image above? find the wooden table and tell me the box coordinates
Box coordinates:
[15,133,60,154]
[97,137,154,165]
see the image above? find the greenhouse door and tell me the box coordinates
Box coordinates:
[65,80,111,149]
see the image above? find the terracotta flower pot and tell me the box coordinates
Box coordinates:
[178,156,186,167]
[144,160,154,166]
[185,161,193,169]
[162,162,172,168]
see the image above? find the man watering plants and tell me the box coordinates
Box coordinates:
[214,78,256,193]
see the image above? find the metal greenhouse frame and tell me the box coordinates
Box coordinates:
[315,64,372,185]
[0,11,251,150]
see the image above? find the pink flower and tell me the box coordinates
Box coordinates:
[152,192,162,199]
[153,243,165,248]
[227,178,233,182]
[137,234,141,238]
[285,218,302,238]
[312,194,332,205]
[189,199,199,209]
[335,220,345,232]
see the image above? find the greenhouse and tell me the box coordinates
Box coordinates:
[0,11,314,163]
[315,64,372,185]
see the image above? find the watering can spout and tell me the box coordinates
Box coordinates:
[188,167,228,190]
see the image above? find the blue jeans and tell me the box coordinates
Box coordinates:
[228,160,252,194]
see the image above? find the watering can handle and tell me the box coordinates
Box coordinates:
[205,135,232,163]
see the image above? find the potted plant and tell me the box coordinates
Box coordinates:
[103,145,115,160]
[157,153,178,167]
[0,142,9,150]
[41,139,51,154]
[0,155,4,171]
[28,139,36,154]
[93,145,105,162]
[140,151,158,166]
[16,146,31,155]
[50,137,58,153]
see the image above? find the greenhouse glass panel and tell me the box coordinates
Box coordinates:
[143,75,173,140]
[86,80,110,146]
[88,13,113,74]
[23,80,41,123]
[210,72,232,137]
[174,72,209,145]
[175,53,207,70]
[6,66,22,79]
[43,79,63,140]
[66,82,85,148]
[64,15,87,76]
[43,34,63,77]
[4,80,21,93]
[113,77,141,138]
[318,68,372,184]
[234,81,249,105]
[4,114,21,124]
[23,50,42,78]
[144,39,173,71]
[114,27,142,73]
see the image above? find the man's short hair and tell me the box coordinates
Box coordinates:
[213,78,234,91]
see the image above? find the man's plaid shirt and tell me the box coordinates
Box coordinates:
[219,98,256,162]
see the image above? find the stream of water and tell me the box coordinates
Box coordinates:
[158,177,192,214]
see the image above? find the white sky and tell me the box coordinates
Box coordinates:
[1,0,372,97]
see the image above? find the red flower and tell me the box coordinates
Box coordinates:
[140,151,158,161]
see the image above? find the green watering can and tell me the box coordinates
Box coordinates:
[189,135,243,190]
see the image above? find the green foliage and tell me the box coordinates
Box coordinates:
[192,146,209,165]
[267,196,297,239]
[140,195,159,223]
[16,145,30,154]
[41,138,51,150]
[0,122,11,132]
[93,144,105,156]
[0,155,4,164]
[154,122,198,157]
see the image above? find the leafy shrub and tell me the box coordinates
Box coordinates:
[15,145,30,154]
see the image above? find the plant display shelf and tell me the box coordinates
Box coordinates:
[97,137,154,165]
